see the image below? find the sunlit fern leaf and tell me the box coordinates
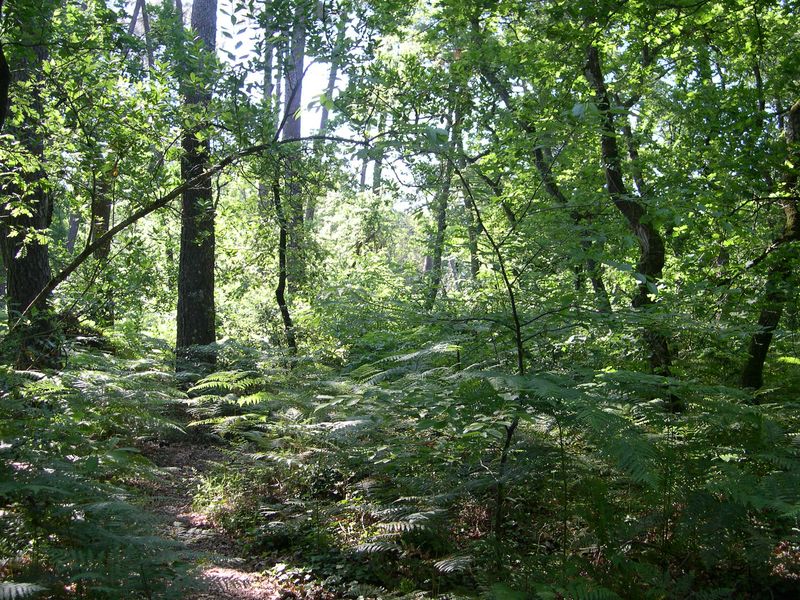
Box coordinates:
[349,343,460,383]
[377,520,428,533]
[237,391,273,406]
[434,555,473,573]
[370,505,410,520]
[0,583,46,600]
[366,365,412,384]
[354,541,401,553]
[385,343,460,365]
[251,452,307,468]
[188,371,266,396]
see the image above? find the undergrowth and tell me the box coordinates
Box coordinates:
[3,338,800,599]
[0,352,195,599]
[186,343,800,599]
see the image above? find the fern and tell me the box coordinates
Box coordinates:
[354,541,401,553]
[188,371,266,396]
[434,555,473,573]
[0,583,46,600]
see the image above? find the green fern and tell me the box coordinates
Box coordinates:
[0,583,46,600]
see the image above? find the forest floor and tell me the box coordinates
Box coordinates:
[137,440,282,599]
[135,436,337,600]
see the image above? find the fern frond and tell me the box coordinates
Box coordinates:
[434,555,472,573]
[354,541,401,553]
[377,520,428,533]
[0,583,46,600]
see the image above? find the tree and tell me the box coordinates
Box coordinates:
[176,0,218,368]
[0,0,9,133]
[583,44,673,384]
[281,0,308,293]
[741,100,800,390]
[0,0,57,367]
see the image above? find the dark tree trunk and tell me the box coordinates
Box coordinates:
[359,158,368,188]
[140,0,154,69]
[741,100,800,390]
[0,17,8,133]
[425,159,451,310]
[425,106,457,311]
[533,142,612,312]
[0,6,57,367]
[464,195,480,278]
[176,0,217,369]
[306,14,349,224]
[584,45,674,391]
[741,265,787,390]
[455,127,479,278]
[372,114,386,194]
[89,174,113,326]
[317,13,346,135]
[273,180,297,354]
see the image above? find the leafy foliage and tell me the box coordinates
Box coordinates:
[0,356,195,598]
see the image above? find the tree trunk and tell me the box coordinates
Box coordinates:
[317,13,346,136]
[533,142,612,312]
[273,180,297,354]
[0,0,10,133]
[372,115,386,194]
[306,13,349,223]
[140,0,155,69]
[176,0,217,369]
[425,159,452,310]
[89,173,113,326]
[282,1,307,291]
[65,212,80,253]
[0,6,57,367]
[263,28,275,120]
[584,45,674,391]
[741,100,800,390]
[425,107,457,311]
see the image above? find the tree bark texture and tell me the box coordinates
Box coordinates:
[89,174,113,326]
[741,100,800,390]
[282,1,307,290]
[273,180,297,354]
[425,108,458,311]
[0,0,9,134]
[0,4,56,367]
[584,45,672,379]
[306,13,349,223]
[176,0,217,367]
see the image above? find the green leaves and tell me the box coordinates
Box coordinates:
[0,583,47,600]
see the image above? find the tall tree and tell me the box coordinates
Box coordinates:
[306,7,348,222]
[176,0,217,367]
[0,0,56,367]
[583,45,673,390]
[467,15,612,313]
[0,0,9,133]
[425,107,457,311]
[88,170,113,326]
[281,0,308,291]
[741,100,800,390]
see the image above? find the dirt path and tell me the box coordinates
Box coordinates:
[138,441,281,599]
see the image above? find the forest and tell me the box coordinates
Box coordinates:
[1,0,799,597]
